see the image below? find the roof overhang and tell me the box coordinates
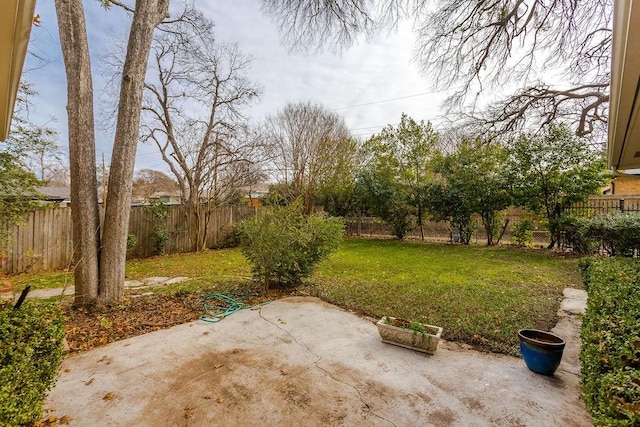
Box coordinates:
[0,0,37,141]
[608,0,640,170]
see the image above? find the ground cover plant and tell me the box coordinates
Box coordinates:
[579,257,640,425]
[0,300,64,425]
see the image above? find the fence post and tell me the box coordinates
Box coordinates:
[620,198,625,212]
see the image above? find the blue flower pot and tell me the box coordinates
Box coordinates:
[517,329,565,376]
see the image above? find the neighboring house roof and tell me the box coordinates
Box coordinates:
[149,191,182,198]
[239,183,270,198]
[38,186,71,202]
[0,0,37,141]
[609,0,640,170]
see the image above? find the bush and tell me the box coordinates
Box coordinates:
[237,204,344,291]
[0,300,65,425]
[556,215,596,254]
[511,219,534,247]
[587,212,640,256]
[580,258,640,425]
[126,234,138,253]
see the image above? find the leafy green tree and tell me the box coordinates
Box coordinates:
[355,169,414,239]
[431,139,512,245]
[0,153,40,248]
[426,179,476,244]
[313,138,361,217]
[505,123,610,248]
[4,83,61,183]
[358,114,439,239]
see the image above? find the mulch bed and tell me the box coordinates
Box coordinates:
[62,289,297,353]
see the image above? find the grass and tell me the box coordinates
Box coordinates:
[313,239,582,355]
[9,248,251,293]
[6,238,582,355]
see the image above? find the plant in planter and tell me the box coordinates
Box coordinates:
[376,316,443,354]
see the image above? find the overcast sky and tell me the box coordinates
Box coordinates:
[23,0,447,172]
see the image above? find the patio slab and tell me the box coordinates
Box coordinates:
[45,294,591,426]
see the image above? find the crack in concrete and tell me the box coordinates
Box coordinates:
[258,308,397,427]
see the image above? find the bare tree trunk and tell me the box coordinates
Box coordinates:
[100,0,169,301]
[54,0,100,306]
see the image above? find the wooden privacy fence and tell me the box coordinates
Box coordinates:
[1,204,256,275]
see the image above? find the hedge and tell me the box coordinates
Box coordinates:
[0,300,65,426]
[560,212,640,256]
[580,258,640,425]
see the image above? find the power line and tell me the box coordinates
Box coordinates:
[333,91,434,111]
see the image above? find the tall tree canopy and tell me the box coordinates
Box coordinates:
[357,114,439,239]
[263,0,612,139]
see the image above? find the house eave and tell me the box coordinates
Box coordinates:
[608,0,640,170]
[0,0,37,141]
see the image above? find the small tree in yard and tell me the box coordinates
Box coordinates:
[237,204,343,293]
[357,114,439,239]
[430,139,512,246]
[505,123,610,249]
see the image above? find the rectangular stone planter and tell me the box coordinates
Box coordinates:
[376,316,443,354]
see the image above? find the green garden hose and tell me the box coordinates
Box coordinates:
[199,292,270,323]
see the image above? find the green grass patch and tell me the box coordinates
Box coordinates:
[313,239,581,355]
[125,249,251,293]
[8,248,251,293]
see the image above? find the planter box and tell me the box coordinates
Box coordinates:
[376,317,443,354]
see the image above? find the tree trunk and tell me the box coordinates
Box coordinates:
[100,0,169,301]
[54,0,100,306]
[417,205,424,241]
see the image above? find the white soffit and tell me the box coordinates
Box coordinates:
[0,0,37,141]
[609,0,640,170]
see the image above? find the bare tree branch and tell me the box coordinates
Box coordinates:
[140,6,263,250]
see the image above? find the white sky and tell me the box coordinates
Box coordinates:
[23,0,448,172]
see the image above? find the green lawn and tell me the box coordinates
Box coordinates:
[315,239,581,355]
[9,238,582,355]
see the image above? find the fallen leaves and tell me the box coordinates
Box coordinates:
[102,392,115,401]
[63,294,205,353]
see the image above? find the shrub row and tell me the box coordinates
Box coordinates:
[579,258,640,425]
[559,211,640,256]
[0,300,65,426]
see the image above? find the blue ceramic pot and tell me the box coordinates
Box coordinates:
[517,329,565,376]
